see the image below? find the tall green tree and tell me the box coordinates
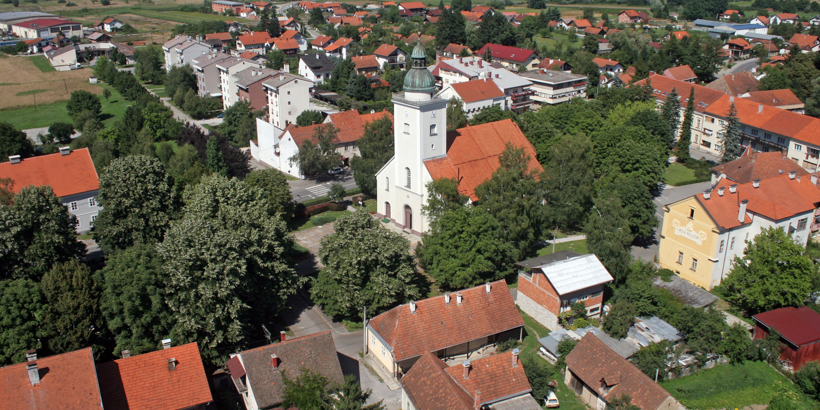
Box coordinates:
[661,88,681,149]
[603,298,635,339]
[0,279,45,365]
[296,110,325,126]
[805,77,820,119]
[584,193,634,283]
[350,117,393,197]
[451,0,471,12]
[165,65,198,100]
[436,4,467,47]
[677,88,695,161]
[469,12,518,49]
[98,243,172,355]
[158,175,303,365]
[218,100,261,146]
[544,134,594,232]
[308,7,325,26]
[206,135,228,176]
[720,102,743,163]
[93,155,178,252]
[474,144,548,261]
[40,260,102,355]
[66,90,102,120]
[0,186,85,281]
[142,102,175,141]
[421,178,467,224]
[719,322,752,363]
[722,227,814,315]
[631,342,670,381]
[282,370,385,410]
[243,169,296,222]
[0,122,34,161]
[311,211,423,319]
[607,177,658,241]
[290,124,342,176]
[446,98,468,131]
[134,45,165,84]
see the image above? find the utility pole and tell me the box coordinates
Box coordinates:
[362,306,368,355]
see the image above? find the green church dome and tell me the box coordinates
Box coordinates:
[404,40,436,94]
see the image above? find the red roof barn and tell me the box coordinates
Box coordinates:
[753,306,820,371]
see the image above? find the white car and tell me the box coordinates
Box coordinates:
[328,167,344,175]
[545,391,559,408]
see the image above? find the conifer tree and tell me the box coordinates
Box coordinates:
[720,102,743,163]
[677,88,695,161]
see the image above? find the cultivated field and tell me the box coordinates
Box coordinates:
[0,55,101,110]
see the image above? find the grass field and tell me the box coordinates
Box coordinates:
[0,82,128,130]
[660,361,814,409]
[288,210,352,232]
[664,161,712,186]
[0,55,102,110]
[534,32,583,52]
[29,56,56,73]
[537,239,588,256]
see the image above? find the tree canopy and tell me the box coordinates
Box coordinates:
[243,169,296,222]
[40,260,103,355]
[350,117,393,197]
[290,124,342,176]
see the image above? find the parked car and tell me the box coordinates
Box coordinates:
[544,391,559,408]
[328,166,344,175]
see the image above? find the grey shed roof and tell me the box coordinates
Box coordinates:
[515,250,580,269]
[0,11,56,21]
[299,52,334,72]
[538,327,637,359]
[652,276,718,308]
[627,316,682,348]
[229,331,343,409]
[535,254,614,295]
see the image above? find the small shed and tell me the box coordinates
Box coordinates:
[753,306,820,371]
[89,76,98,84]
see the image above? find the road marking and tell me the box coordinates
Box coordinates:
[306,184,331,196]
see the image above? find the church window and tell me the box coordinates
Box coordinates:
[385,177,389,191]
[405,168,411,188]
[404,123,410,134]
[430,124,437,136]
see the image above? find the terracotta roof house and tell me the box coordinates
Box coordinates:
[328,16,363,26]
[663,64,697,83]
[711,146,809,184]
[671,30,689,40]
[461,10,484,22]
[724,37,752,59]
[571,18,593,30]
[269,37,300,55]
[537,58,571,72]
[405,33,436,46]
[475,43,538,70]
[351,54,381,74]
[618,9,649,24]
[237,31,272,53]
[374,43,407,68]
[436,78,507,118]
[366,280,525,379]
[227,331,344,409]
[706,71,759,96]
[516,251,613,330]
[324,37,354,59]
[279,29,308,51]
[753,307,820,371]
[788,33,820,52]
[751,15,770,26]
[310,34,334,48]
[592,57,623,73]
[398,1,427,15]
[584,26,605,36]
[401,350,541,410]
[720,9,741,19]
[96,342,212,410]
[442,43,472,58]
[1,348,103,409]
[0,147,100,233]
[471,5,493,14]
[739,89,804,113]
[205,32,233,47]
[565,334,684,410]
[771,12,798,24]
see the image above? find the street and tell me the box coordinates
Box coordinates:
[716,57,760,77]
[287,169,359,202]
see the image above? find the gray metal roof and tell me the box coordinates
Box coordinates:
[0,12,56,22]
[627,316,682,348]
[262,72,307,89]
[516,250,581,269]
[518,69,587,84]
[487,394,542,410]
[234,67,279,88]
[192,52,232,69]
[652,276,718,308]
[538,326,637,359]
[536,254,613,295]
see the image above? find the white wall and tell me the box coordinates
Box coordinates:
[61,190,100,234]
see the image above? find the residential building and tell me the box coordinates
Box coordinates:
[96,342,212,410]
[212,0,244,13]
[98,17,123,32]
[263,72,312,128]
[431,56,533,113]
[401,351,541,410]
[45,46,77,70]
[329,16,364,26]
[723,38,752,59]
[280,17,300,32]
[398,1,426,15]
[0,11,57,32]
[374,44,407,69]
[515,251,613,330]
[753,307,820,371]
[324,37,353,59]
[270,37,300,55]
[251,110,390,175]
[663,64,697,83]
[593,57,623,73]
[565,334,684,410]
[235,67,279,111]
[540,326,639,364]
[711,147,809,184]
[76,42,117,62]
[280,29,308,51]
[475,43,539,70]
[192,52,233,97]
[537,58,571,72]
[442,43,471,58]
[163,36,217,72]
[0,147,100,233]
[366,280,524,379]
[298,52,334,84]
[706,71,759,96]
[770,12,798,24]
[112,42,135,64]
[739,89,805,113]
[436,78,506,117]
[788,33,820,52]
[351,55,381,74]
[518,69,587,106]
[205,32,234,48]
[658,173,820,289]
[618,9,649,24]
[720,9,741,19]
[218,57,263,108]
[751,15,770,26]
[0,348,103,409]
[571,18,592,30]
[227,331,344,410]
[11,18,82,39]
[87,32,111,43]
[239,50,267,63]
[236,31,272,54]
[311,34,334,49]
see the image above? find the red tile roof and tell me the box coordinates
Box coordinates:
[102,17,117,24]
[96,342,212,410]
[368,280,524,362]
[238,31,272,46]
[405,32,436,46]
[538,58,568,70]
[373,43,400,57]
[592,57,621,68]
[740,89,803,107]
[271,37,299,50]
[311,34,333,47]
[726,38,751,49]
[0,148,99,197]
[205,32,233,41]
[326,109,392,143]
[634,74,725,113]
[566,334,677,410]
[461,11,483,22]
[706,71,759,96]
[776,12,799,20]
[704,93,820,146]
[672,31,689,40]
[572,18,592,28]
[401,353,473,410]
[0,348,103,409]
[443,351,532,405]
[755,15,770,24]
[753,307,820,346]
[789,33,818,50]
[400,1,426,9]
[662,64,696,82]
[280,29,302,40]
[475,43,535,63]
[711,147,809,184]
[351,54,380,70]
[696,173,820,230]
[444,43,471,56]
[424,119,543,201]
[324,37,353,51]
[449,78,505,103]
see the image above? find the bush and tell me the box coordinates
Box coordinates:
[311,215,337,226]
[328,202,346,211]
[305,202,330,216]
[658,268,674,282]
[66,2,76,5]
[342,320,363,331]
[496,338,523,352]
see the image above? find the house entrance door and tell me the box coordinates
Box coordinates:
[404,205,412,230]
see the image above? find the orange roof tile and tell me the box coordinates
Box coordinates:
[351,54,380,69]
[327,109,392,143]
[443,351,532,405]
[280,29,302,40]
[239,50,260,59]
[593,57,620,68]
[373,43,399,57]
[711,148,808,184]
[449,78,505,103]
[205,32,233,41]
[706,71,759,96]
[0,148,99,197]
[572,18,592,28]
[789,33,818,50]
[271,37,299,50]
[400,1,426,9]
[634,74,726,113]
[96,342,212,410]
[663,64,696,81]
[368,280,524,362]
[726,38,751,49]
[704,93,820,146]
[444,43,471,55]
[1,348,103,409]
[401,353,473,410]
[238,31,272,46]
[672,30,689,40]
[311,34,333,47]
[538,58,567,70]
[740,89,803,107]
[324,37,353,51]
[776,12,798,20]
[423,119,542,201]
[756,15,770,24]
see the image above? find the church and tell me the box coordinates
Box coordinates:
[375,41,542,234]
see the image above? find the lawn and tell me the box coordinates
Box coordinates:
[0,82,128,130]
[533,33,583,52]
[288,210,351,232]
[29,56,56,73]
[537,239,588,256]
[660,361,813,409]
[128,9,250,24]
[664,162,711,186]
[364,198,377,213]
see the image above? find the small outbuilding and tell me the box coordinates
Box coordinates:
[752,306,820,371]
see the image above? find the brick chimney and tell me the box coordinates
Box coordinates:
[271,353,280,369]
[474,390,481,410]
[462,361,471,379]
[26,361,40,385]
[280,330,287,342]
[512,348,519,367]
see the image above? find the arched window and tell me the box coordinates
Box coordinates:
[385,177,389,191]
[405,168,411,188]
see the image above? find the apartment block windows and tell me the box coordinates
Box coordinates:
[798,218,808,231]
[70,201,78,211]
[89,197,96,207]
[777,137,787,145]
[730,237,735,250]
[751,129,758,136]
[719,240,725,253]
[764,132,772,140]
[677,252,684,264]
[795,143,803,152]
[691,258,698,271]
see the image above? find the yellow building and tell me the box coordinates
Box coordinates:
[659,173,819,289]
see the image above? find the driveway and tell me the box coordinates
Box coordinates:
[632,181,713,263]
[717,57,760,77]
[288,169,359,202]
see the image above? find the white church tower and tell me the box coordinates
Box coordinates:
[375,40,447,233]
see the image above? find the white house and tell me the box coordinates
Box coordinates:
[45,46,77,70]
[324,37,353,60]
[298,53,334,84]
[98,17,123,32]
[280,29,308,51]
[263,72,313,128]
[435,78,506,118]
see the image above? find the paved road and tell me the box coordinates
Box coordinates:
[632,181,713,263]
[717,57,760,77]
[288,169,359,202]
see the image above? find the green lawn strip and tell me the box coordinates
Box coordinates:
[153,140,181,154]
[128,9,249,23]
[664,162,711,186]
[16,89,50,96]
[537,239,588,256]
[660,361,806,409]
[364,198,376,213]
[28,56,56,73]
[0,82,127,129]
[288,210,351,232]
[98,83,129,127]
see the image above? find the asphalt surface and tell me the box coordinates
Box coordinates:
[717,57,760,77]
[287,168,360,202]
